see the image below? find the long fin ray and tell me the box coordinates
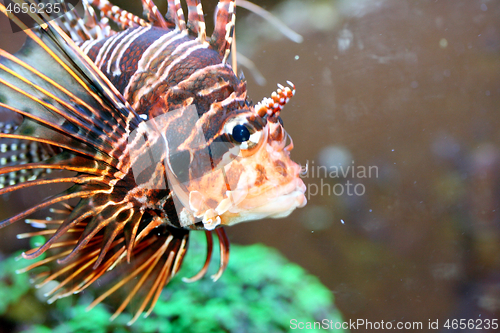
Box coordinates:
[0,49,125,140]
[0,152,118,177]
[0,1,142,164]
[0,184,106,228]
[22,195,105,259]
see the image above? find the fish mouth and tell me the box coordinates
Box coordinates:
[245,178,307,217]
[221,172,307,226]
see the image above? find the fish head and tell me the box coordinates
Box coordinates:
[155,81,307,230]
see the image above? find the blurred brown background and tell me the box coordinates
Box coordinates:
[1,0,500,331]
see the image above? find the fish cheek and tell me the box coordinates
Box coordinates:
[224,163,244,191]
[189,150,214,181]
[254,164,267,186]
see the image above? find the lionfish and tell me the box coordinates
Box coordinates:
[0,0,306,323]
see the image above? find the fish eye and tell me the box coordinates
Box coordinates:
[224,116,265,151]
[237,127,263,151]
[232,124,251,143]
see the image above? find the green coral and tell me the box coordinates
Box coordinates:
[0,253,33,314]
[1,232,346,333]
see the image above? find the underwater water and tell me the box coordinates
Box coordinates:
[1,0,500,332]
[232,0,500,331]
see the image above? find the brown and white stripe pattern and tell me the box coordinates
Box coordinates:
[83,27,223,109]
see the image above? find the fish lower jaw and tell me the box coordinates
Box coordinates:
[222,179,307,226]
[250,189,307,218]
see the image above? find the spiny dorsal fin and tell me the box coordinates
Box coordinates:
[210,0,236,64]
[166,0,187,31]
[82,0,114,39]
[86,0,148,28]
[48,0,93,44]
[141,0,169,29]
[186,0,207,42]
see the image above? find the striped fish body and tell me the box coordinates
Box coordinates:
[80,24,255,231]
[0,0,306,323]
[82,26,241,116]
